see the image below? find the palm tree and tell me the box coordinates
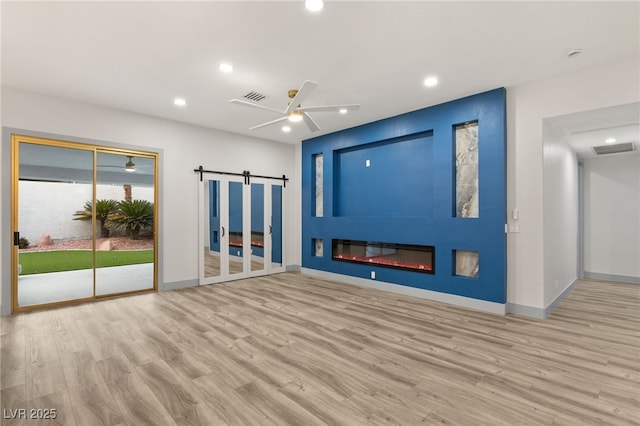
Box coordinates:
[106,200,154,240]
[73,199,119,238]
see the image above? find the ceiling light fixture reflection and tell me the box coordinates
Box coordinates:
[125,156,136,172]
[288,111,304,122]
[304,0,324,12]
[282,126,292,133]
[174,98,186,107]
[423,76,438,87]
[218,63,234,73]
[605,137,617,144]
[339,108,348,114]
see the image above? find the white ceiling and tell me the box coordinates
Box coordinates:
[2,1,639,145]
[546,102,640,159]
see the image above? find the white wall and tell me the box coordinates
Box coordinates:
[584,153,640,279]
[542,123,579,307]
[18,181,154,243]
[1,86,299,312]
[507,56,639,312]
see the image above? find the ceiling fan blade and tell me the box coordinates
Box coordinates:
[229,99,283,115]
[284,80,319,114]
[297,104,360,113]
[303,112,320,132]
[249,116,289,130]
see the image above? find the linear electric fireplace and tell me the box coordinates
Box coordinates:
[332,239,434,274]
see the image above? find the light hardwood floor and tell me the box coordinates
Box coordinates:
[1,273,638,425]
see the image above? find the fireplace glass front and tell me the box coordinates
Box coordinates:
[332,239,434,274]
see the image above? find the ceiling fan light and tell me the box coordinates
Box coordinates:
[282,126,292,133]
[125,156,136,172]
[288,111,303,122]
[339,108,348,114]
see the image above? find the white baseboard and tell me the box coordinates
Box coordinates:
[584,272,640,285]
[507,278,578,320]
[300,267,506,315]
[160,279,198,291]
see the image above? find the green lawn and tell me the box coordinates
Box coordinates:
[19,250,154,275]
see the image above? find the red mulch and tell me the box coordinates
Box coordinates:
[21,237,154,252]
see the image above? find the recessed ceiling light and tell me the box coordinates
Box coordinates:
[304,0,324,12]
[218,63,234,73]
[605,137,617,144]
[423,76,438,88]
[339,108,348,114]
[173,98,186,107]
[282,126,292,133]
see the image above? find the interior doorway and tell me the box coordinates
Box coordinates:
[543,102,639,298]
[11,134,158,312]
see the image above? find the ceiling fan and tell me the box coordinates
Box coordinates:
[97,155,136,173]
[229,80,359,132]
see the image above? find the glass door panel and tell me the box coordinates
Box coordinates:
[227,180,246,277]
[16,142,95,307]
[95,152,156,296]
[203,179,222,280]
[250,182,266,273]
[271,183,284,271]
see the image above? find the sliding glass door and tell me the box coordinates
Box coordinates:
[199,174,284,284]
[15,143,95,307]
[11,135,158,313]
[95,151,156,296]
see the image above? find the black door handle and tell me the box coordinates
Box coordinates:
[13,232,20,246]
[221,226,225,237]
[269,225,272,235]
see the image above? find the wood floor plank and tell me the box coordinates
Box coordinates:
[1,273,638,425]
[134,359,219,425]
[234,378,326,426]
[97,356,178,426]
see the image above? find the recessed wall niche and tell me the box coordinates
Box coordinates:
[313,153,323,217]
[333,132,433,217]
[454,250,479,278]
[313,238,323,257]
[455,121,479,218]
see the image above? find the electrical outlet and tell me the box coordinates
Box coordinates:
[365,159,371,168]
[371,271,376,279]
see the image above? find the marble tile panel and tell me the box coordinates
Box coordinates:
[455,123,479,218]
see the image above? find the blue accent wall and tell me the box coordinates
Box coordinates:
[302,88,507,303]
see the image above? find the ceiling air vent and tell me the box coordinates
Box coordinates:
[592,142,635,156]
[243,91,267,102]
